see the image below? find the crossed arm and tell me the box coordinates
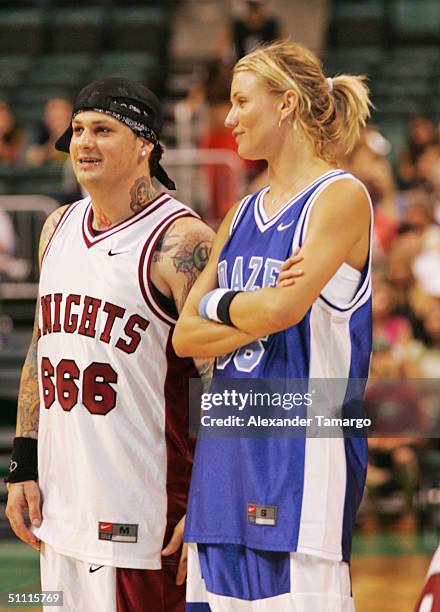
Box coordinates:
[173,179,371,358]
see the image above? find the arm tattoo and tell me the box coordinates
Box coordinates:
[162,222,215,384]
[129,176,157,213]
[38,206,66,262]
[171,231,212,311]
[194,358,213,394]
[19,206,65,438]
[153,222,179,264]
[17,321,40,438]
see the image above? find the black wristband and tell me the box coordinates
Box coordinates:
[217,290,242,326]
[5,437,38,483]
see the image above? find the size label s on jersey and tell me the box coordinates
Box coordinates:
[247,503,277,526]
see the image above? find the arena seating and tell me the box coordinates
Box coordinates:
[0,1,174,131]
[328,1,386,47]
[391,0,440,45]
[326,0,440,163]
[50,7,105,53]
[0,8,46,54]
[0,0,175,330]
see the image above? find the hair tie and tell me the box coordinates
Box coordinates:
[326,77,333,92]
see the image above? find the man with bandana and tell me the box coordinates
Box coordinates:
[5,77,214,612]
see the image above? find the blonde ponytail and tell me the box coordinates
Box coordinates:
[329,74,372,154]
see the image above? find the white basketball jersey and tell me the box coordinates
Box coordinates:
[35,193,198,569]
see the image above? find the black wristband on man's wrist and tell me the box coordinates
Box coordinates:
[4,437,38,483]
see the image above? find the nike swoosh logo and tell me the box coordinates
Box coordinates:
[89,565,104,573]
[277,221,294,231]
[108,250,129,256]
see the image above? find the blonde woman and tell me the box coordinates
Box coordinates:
[174,40,373,611]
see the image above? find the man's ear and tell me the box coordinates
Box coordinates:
[139,137,154,160]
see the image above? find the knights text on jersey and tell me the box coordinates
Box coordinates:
[35,194,197,569]
[185,170,373,563]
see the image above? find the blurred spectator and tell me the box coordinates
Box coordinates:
[199,58,247,223]
[174,58,243,221]
[427,159,440,223]
[0,208,15,280]
[0,207,27,281]
[61,157,85,203]
[410,297,440,378]
[339,126,403,259]
[385,238,426,345]
[363,345,424,531]
[372,279,413,352]
[26,97,72,166]
[402,189,440,299]
[0,101,25,165]
[175,57,265,222]
[367,158,401,258]
[416,144,440,185]
[216,0,280,62]
[0,207,15,256]
[401,187,435,234]
[397,115,439,189]
[174,77,207,150]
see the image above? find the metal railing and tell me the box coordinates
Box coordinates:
[0,149,247,300]
[0,195,58,300]
[163,148,247,217]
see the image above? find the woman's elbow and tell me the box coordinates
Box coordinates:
[266,295,303,332]
[172,323,191,357]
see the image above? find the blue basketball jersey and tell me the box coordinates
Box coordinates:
[185,170,373,563]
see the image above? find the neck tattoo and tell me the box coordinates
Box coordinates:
[94,211,112,230]
[129,176,157,213]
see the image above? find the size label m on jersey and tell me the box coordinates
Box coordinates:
[98,521,138,543]
[247,504,277,526]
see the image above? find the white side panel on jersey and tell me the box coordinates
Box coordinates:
[294,173,372,560]
[296,303,351,561]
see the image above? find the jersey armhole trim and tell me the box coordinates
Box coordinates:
[41,200,82,267]
[139,210,198,326]
[229,194,253,236]
[296,174,373,316]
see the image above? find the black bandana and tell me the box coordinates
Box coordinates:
[55,77,176,190]
[75,107,159,146]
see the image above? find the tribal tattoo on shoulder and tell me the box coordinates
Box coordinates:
[129,176,157,213]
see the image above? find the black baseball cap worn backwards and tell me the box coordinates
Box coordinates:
[55,76,175,190]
